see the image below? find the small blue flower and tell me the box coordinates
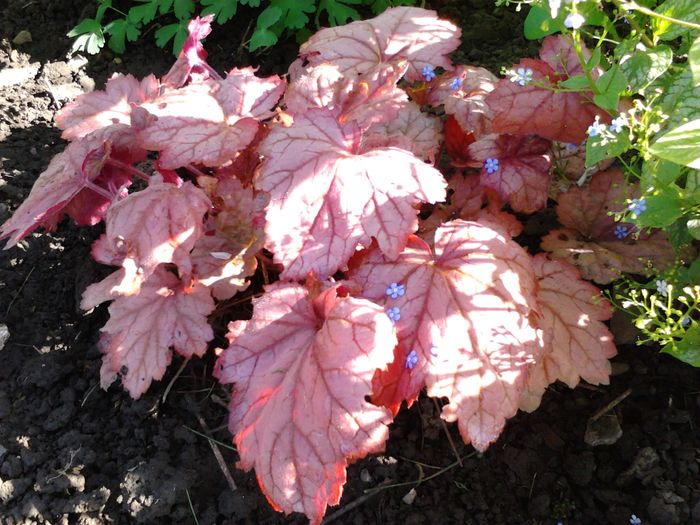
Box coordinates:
[656,280,669,298]
[628,198,647,217]
[566,143,578,151]
[484,158,500,174]
[587,117,605,137]
[387,306,401,323]
[510,67,534,86]
[385,282,406,299]
[450,77,463,91]
[610,115,628,133]
[564,12,585,29]
[405,349,418,369]
[681,316,691,327]
[614,225,629,239]
[630,515,642,525]
[422,65,436,82]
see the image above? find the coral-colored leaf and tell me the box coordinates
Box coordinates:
[352,221,540,450]
[162,14,216,88]
[443,115,476,165]
[91,175,210,295]
[140,70,284,168]
[98,266,214,398]
[541,168,676,283]
[0,126,145,248]
[214,283,396,524]
[487,54,605,143]
[55,74,159,140]
[468,133,552,213]
[521,254,616,411]
[299,7,460,82]
[256,108,446,279]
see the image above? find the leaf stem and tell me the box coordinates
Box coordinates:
[570,31,600,95]
[617,0,700,32]
[105,159,151,182]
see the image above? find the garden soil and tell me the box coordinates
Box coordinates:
[1,0,699,524]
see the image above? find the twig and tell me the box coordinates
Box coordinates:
[182,424,236,452]
[433,398,462,466]
[193,413,238,492]
[6,266,34,315]
[185,488,200,525]
[162,358,189,403]
[590,388,632,421]
[321,479,394,524]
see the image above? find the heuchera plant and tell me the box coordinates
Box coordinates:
[1,7,678,523]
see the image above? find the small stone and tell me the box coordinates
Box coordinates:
[0,324,8,351]
[402,488,417,505]
[585,413,623,446]
[12,30,32,45]
[360,468,372,483]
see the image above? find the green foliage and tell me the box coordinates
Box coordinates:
[501,0,700,366]
[68,0,419,56]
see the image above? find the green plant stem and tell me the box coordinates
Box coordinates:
[570,31,600,95]
[618,0,700,32]
[606,0,654,48]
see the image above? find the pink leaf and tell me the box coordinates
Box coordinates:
[162,15,218,88]
[363,101,442,161]
[0,126,146,248]
[98,267,214,398]
[352,221,540,450]
[468,133,552,213]
[541,169,676,283]
[91,175,210,295]
[55,73,159,140]
[521,254,616,411]
[217,67,285,120]
[299,7,460,82]
[214,283,396,524]
[487,56,606,144]
[256,108,446,279]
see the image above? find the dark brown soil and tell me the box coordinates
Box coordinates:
[1,1,699,524]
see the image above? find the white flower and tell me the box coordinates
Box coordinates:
[656,280,669,298]
[564,12,585,29]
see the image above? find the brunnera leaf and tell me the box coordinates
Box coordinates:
[468,133,552,213]
[97,266,215,398]
[214,283,396,525]
[487,38,607,144]
[352,220,540,450]
[541,168,676,283]
[89,175,211,296]
[520,254,616,412]
[298,6,460,82]
[256,107,446,280]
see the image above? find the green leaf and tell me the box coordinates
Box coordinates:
[241,0,262,6]
[688,36,700,85]
[618,45,673,92]
[659,67,700,128]
[70,31,106,55]
[249,28,278,50]
[687,218,700,240]
[661,325,700,366]
[666,217,694,249]
[256,6,282,28]
[67,18,103,38]
[634,185,685,228]
[649,119,700,169]
[559,75,590,90]
[641,158,682,192]
[593,66,627,112]
[585,131,631,167]
[129,0,159,24]
[105,19,127,54]
[653,0,700,41]
[201,0,239,24]
[523,5,561,40]
[173,0,195,20]
[96,0,112,23]
[688,256,700,281]
[587,47,602,69]
[155,22,180,48]
[270,0,316,30]
[159,0,174,14]
[319,0,362,26]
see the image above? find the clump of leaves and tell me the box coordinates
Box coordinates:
[2,7,685,524]
[68,0,420,55]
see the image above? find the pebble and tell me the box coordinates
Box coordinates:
[0,324,8,351]
[584,413,623,446]
[12,30,32,45]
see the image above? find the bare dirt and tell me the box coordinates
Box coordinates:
[1,0,699,524]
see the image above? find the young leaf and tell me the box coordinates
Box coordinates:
[67,18,106,55]
[649,119,700,169]
[520,254,616,412]
[652,0,700,41]
[214,283,396,525]
[270,0,316,30]
[593,65,627,113]
[162,15,216,87]
[55,74,159,140]
[91,176,211,294]
[129,0,160,25]
[352,221,540,450]
[256,107,446,279]
[523,4,561,40]
[249,28,278,51]
[96,266,215,398]
[299,6,460,82]
[468,133,552,213]
[319,0,362,26]
[662,325,700,366]
[200,0,239,24]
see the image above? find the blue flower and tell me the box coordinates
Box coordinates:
[628,198,647,217]
[564,12,585,29]
[614,225,629,239]
[630,515,642,525]
[405,349,419,369]
[587,117,605,137]
[484,158,500,174]
[656,280,669,298]
[422,65,436,82]
[385,282,406,299]
[566,143,578,151]
[681,316,691,327]
[450,77,463,91]
[510,67,534,86]
[387,306,401,323]
[610,115,628,133]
